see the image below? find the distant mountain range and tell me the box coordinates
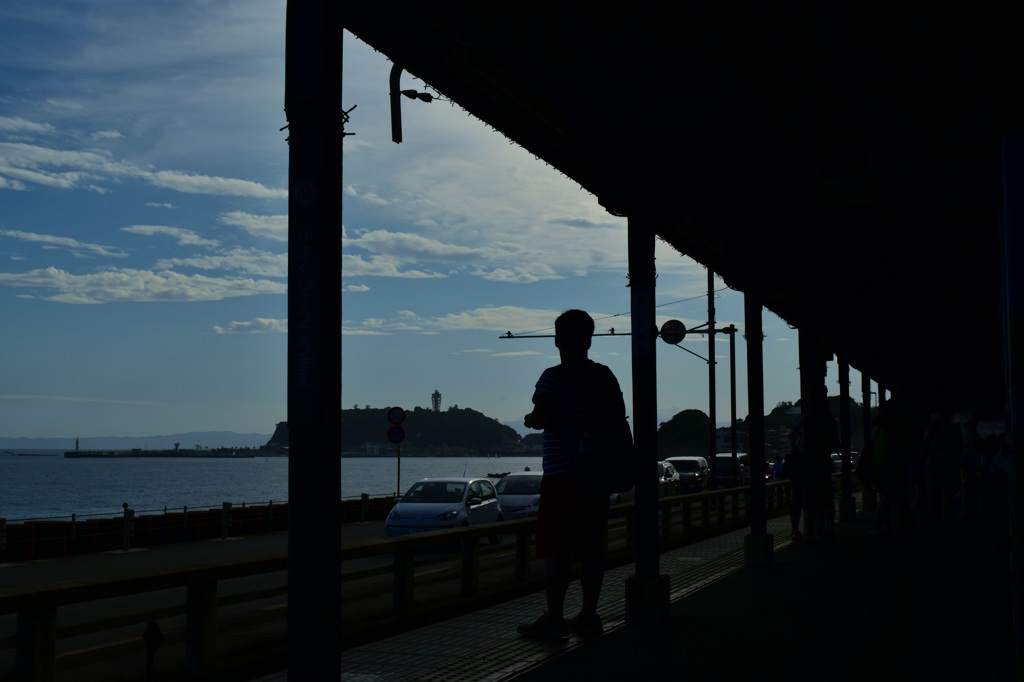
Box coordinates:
[0,431,273,451]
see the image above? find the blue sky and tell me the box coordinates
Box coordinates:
[0,2,862,440]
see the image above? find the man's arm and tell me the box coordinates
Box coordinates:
[524,394,556,430]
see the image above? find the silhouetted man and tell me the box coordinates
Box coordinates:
[517,309,625,639]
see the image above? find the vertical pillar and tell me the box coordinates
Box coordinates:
[708,270,718,480]
[624,213,670,625]
[861,373,877,512]
[285,3,342,679]
[743,293,772,565]
[1001,133,1024,674]
[838,358,857,521]
[186,582,217,670]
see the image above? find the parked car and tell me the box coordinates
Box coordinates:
[385,477,504,543]
[714,452,749,488]
[664,456,711,493]
[657,460,682,497]
[495,470,543,519]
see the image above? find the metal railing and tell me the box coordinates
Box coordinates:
[0,554,288,681]
[341,479,794,647]
[0,481,796,680]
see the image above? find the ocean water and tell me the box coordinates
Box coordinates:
[0,451,289,523]
[0,451,543,522]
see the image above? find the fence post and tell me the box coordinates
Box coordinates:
[186,581,217,670]
[221,502,232,540]
[122,503,135,551]
[461,535,480,597]
[360,493,369,522]
[16,606,56,681]
[393,549,414,613]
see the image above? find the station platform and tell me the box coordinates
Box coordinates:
[336,499,1014,681]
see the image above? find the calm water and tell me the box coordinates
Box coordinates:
[1,451,289,522]
[0,451,543,522]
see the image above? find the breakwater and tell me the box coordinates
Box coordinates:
[65,448,259,458]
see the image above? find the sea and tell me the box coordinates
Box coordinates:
[0,450,542,522]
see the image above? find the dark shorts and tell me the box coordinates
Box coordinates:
[535,473,610,561]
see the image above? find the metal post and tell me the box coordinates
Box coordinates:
[743,293,772,565]
[708,269,717,478]
[186,582,217,670]
[624,212,670,626]
[1001,133,1024,675]
[838,358,856,521]
[221,502,232,540]
[285,2,343,678]
[861,372,877,512]
[122,504,134,552]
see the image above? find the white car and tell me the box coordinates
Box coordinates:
[495,470,543,519]
[385,477,504,543]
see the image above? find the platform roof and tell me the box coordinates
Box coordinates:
[341,3,1018,415]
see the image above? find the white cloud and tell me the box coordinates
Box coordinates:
[343,305,578,336]
[0,117,56,135]
[155,248,287,278]
[345,284,370,292]
[146,170,287,198]
[342,253,446,279]
[121,224,219,247]
[0,141,287,198]
[0,393,162,406]
[0,228,128,258]
[218,211,288,241]
[0,266,286,303]
[213,318,287,334]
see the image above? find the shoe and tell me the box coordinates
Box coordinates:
[517,613,568,639]
[566,612,604,637]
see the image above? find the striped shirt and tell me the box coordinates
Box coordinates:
[533,359,622,476]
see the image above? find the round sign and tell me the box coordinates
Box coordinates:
[386,425,406,444]
[660,319,687,345]
[387,406,406,425]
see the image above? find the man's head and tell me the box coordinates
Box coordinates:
[554,309,594,354]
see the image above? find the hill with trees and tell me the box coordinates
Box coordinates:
[341,405,522,455]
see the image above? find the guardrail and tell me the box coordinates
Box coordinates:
[341,479,794,648]
[0,553,288,682]
[0,502,289,562]
[0,481,796,680]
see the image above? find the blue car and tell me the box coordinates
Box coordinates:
[385,477,504,543]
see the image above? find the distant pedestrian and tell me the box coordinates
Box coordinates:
[802,389,839,543]
[786,419,806,541]
[516,309,628,639]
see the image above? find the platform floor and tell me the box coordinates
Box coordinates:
[326,495,1015,682]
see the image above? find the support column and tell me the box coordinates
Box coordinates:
[861,373,877,512]
[743,293,772,565]
[708,270,718,481]
[838,358,857,521]
[624,213,669,626]
[285,4,342,679]
[1001,133,1024,675]
[798,328,830,541]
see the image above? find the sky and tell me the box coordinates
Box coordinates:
[0,2,865,440]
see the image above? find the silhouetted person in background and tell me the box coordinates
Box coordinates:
[517,309,625,639]
[802,389,840,543]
